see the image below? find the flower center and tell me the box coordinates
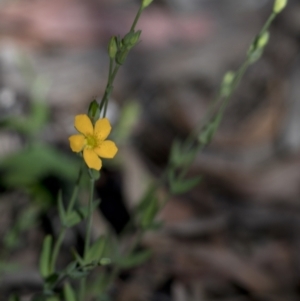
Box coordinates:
[86,134,98,149]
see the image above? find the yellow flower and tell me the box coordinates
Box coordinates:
[69,114,118,170]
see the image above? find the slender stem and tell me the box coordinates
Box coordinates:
[99,64,120,118]
[130,6,143,32]
[79,176,95,301]
[48,162,83,289]
[108,58,114,78]
[99,4,144,118]
[261,12,276,34]
[84,177,95,259]
[67,161,83,214]
[50,228,66,273]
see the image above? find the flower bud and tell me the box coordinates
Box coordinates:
[130,30,141,47]
[223,71,235,86]
[88,100,100,123]
[123,30,141,48]
[247,31,270,63]
[123,32,135,47]
[220,71,235,97]
[116,49,129,65]
[108,36,118,59]
[142,0,153,9]
[273,0,287,13]
[257,31,270,49]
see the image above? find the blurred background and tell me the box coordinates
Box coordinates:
[0,0,300,300]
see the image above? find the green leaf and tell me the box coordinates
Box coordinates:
[65,200,100,227]
[117,249,152,269]
[137,184,156,212]
[198,113,222,145]
[65,261,77,274]
[140,195,159,229]
[170,176,202,195]
[0,143,79,188]
[57,190,66,225]
[64,282,77,301]
[39,235,53,278]
[71,248,85,266]
[2,100,48,136]
[98,234,118,265]
[170,139,197,167]
[68,269,89,279]
[136,184,160,229]
[85,236,106,264]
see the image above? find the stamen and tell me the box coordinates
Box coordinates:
[86,135,98,148]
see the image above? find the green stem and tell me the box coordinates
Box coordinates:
[102,65,120,118]
[130,6,143,32]
[48,162,83,287]
[176,59,251,181]
[84,177,95,260]
[260,12,276,34]
[99,3,144,118]
[80,176,95,301]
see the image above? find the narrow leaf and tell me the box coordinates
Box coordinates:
[71,248,85,266]
[85,236,106,264]
[140,195,159,229]
[117,249,152,269]
[57,190,66,224]
[170,176,202,195]
[65,200,100,227]
[39,235,52,278]
[63,282,77,301]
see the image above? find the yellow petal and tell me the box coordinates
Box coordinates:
[69,135,85,152]
[83,148,102,170]
[94,140,118,158]
[75,114,93,136]
[94,118,111,141]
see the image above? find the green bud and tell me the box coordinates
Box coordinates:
[116,49,129,65]
[123,32,135,47]
[220,71,235,97]
[257,31,270,49]
[108,36,118,59]
[142,0,153,9]
[88,99,100,123]
[223,71,235,86]
[130,30,141,46]
[273,0,288,13]
[247,31,269,64]
[123,30,141,49]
